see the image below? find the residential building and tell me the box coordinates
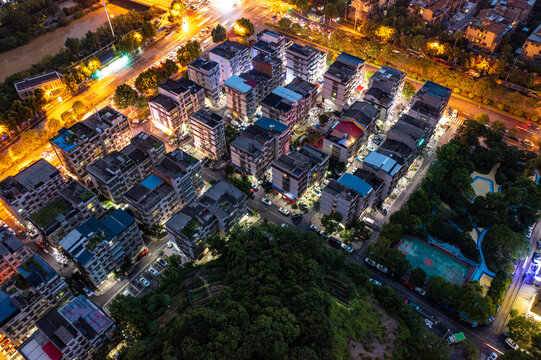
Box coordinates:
[189,109,226,160]
[408,81,452,125]
[224,75,259,119]
[19,295,114,360]
[153,149,204,205]
[123,174,182,228]
[350,0,397,21]
[251,53,284,94]
[29,181,102,246]
[148,78,205,135]
[285,43,326,84]
[87,132,166,203]
[14,71,63,100]
[340,101,380,140]
[166,181,247,259]
[322,121,365,163]
[408,0,454,24]
[209,40,251,83]
[252,30,290,64]
[230,117,291,178]
[361,149,409,199]
[271,145,329,202]
[0,229,31,285]
[465,16,509,53]
[59,210,144,287]
[188,57,222,105]
[364,66,406,121]
[0,255,72,344]
[386,113,433,151]
[261,77,317,129]
[520,24,541,63]
[322,53,365,108]
[0,159,65,223]
[50,107,132,182]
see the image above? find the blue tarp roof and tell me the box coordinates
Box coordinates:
[338,173,373,197]
[141,174,163,190]
[76,248,94,266]
[17,255,57,287]
[364,152,400,175]
[0,291,18,326]
[255,117,289,134]
[224,75,253,93]
[77,218,115,241]
[51,129,77,152]
[102,209,135,236]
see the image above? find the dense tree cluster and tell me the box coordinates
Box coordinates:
[108,225,450,360]
[505,314,541,356]
[134,59,178,94]
[177,41,201,66]
[211,24,227,43]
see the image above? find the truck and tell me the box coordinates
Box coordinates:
[447,332,466,344]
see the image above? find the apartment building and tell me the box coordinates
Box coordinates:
[0,159,65,223]
[209,40,251,83]
[285,43,326,83]
[123,174,182,228]
[166,181,247,259]
[230,117,291,178]
[340,101,380,141]
[361,148,408,200]
[349,0,397,21]
[188,57,222,106]
[408,0,454,24]
[189,109,226,160]
[153,149,204,205]
[386,113,433,151]
[408,81,452,125]
[14,71,63,100]
[0,255,72,344]
[87,132,166,203]
[271,145,329,202]
[50,107,132,182]
[0,229,31,285]
[59,209,144,287]
[261,77,317,129]
[148,78,205,135]
[252,30,290,64]
[29,181,102,246]
[364,65,406,121]
[252,53,284,94]
[322,121,365,163]
[322,53,365,109]
[19,295,114,360]
[520,24,541,63]
[224,75,260,119]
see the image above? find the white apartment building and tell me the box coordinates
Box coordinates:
[209,40,252,83]
[188,57,222,106]
[189,109,226,160]
[285,43,326,83]
[322,53,365,109]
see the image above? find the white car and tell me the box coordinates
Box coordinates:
[341,243,353,253]
[123,290,133,297]
[139,277,150,287]
[182,145,192,152]
[486,352,498,360]
[278,207,290,216]
[376,264,389,273]
[280,223,289,228]
[452,109,458,119]
[319,230,329,239]
[261,198,272,206]
[368,278,381,286]
[156,258,167,267]
[309,224,320,232]
[365,257,377,267]
[505,338,519,350]
[415,287,426,296]
[147,267,159,277]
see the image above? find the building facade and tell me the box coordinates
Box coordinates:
[322,53,365,109]
[189,109,226,160]
[520,24,541,63]
[285,43,326,84]
[209,40,251,83]
[188,57,222,105]
[364,65,406,121]
[14,71,63,100]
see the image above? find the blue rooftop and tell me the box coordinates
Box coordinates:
[337,53,365,67]
[338,173,373,197]
[76,248,94,266]
[224,75,253,93]
[0,291,18,326]
[364,152,400,176]
[141,174,164,191]
[77,217,115,242]
[263,30,280,38]
[255,117,289,134]
[421,81,452,99]
[17,255,57,287]
[272,86,303,103]
[101,209,135,236]
[51,129,77,152]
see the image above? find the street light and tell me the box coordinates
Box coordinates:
[102,0,115,38]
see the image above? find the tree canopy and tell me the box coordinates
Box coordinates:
[177,41,201,66]
[211,24,227,43]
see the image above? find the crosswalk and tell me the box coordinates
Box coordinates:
[450,117,464,126]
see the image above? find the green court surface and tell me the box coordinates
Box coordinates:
[396,236,473,285]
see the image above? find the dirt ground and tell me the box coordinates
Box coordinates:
[348,304,399,360]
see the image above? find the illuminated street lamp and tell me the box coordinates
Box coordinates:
[102,0,115,38]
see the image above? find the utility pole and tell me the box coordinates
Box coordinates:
[102,0,115,38]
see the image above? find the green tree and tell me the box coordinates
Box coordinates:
[277,18,291,31]
[119,31,143,53]
[463,339,479,360]
[234,18,254,37]
[168,0,186,23]
[318,113,330,127]
[177,41,201,66]
[507,315,541,348]
[409,268,426,287]
[211,24,227,43]
[114,84,138,109]
[348,219,370,240]
[321,212,343,234]
[295,0,309,11]
[402,81,416,99]
[323,3,338,19]
[72,100,86,117]
[141,21,157,39]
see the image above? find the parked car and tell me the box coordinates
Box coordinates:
[368,278,381,286]
[505,338,519,350]
[123,290,133,297]
[319,230,330,239]
[156,258,167,267]
[136,249,148,259]
[281,223,289,228]
[83,288,94,297]
[365,257,377,267]
[139,277,150,287]
[292,214,303,221]
[522,139,534,147]
[341,243,353,253]
[309,224,320,232]
[147,267,159,277]
[486,352,498,360]
[328,237,342,249]
[376,264,389,273]
[533,252,540,264]
[415,287,426,296]
[261,198,272,206]
[252,185,259,192]
[278,207,290,216]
